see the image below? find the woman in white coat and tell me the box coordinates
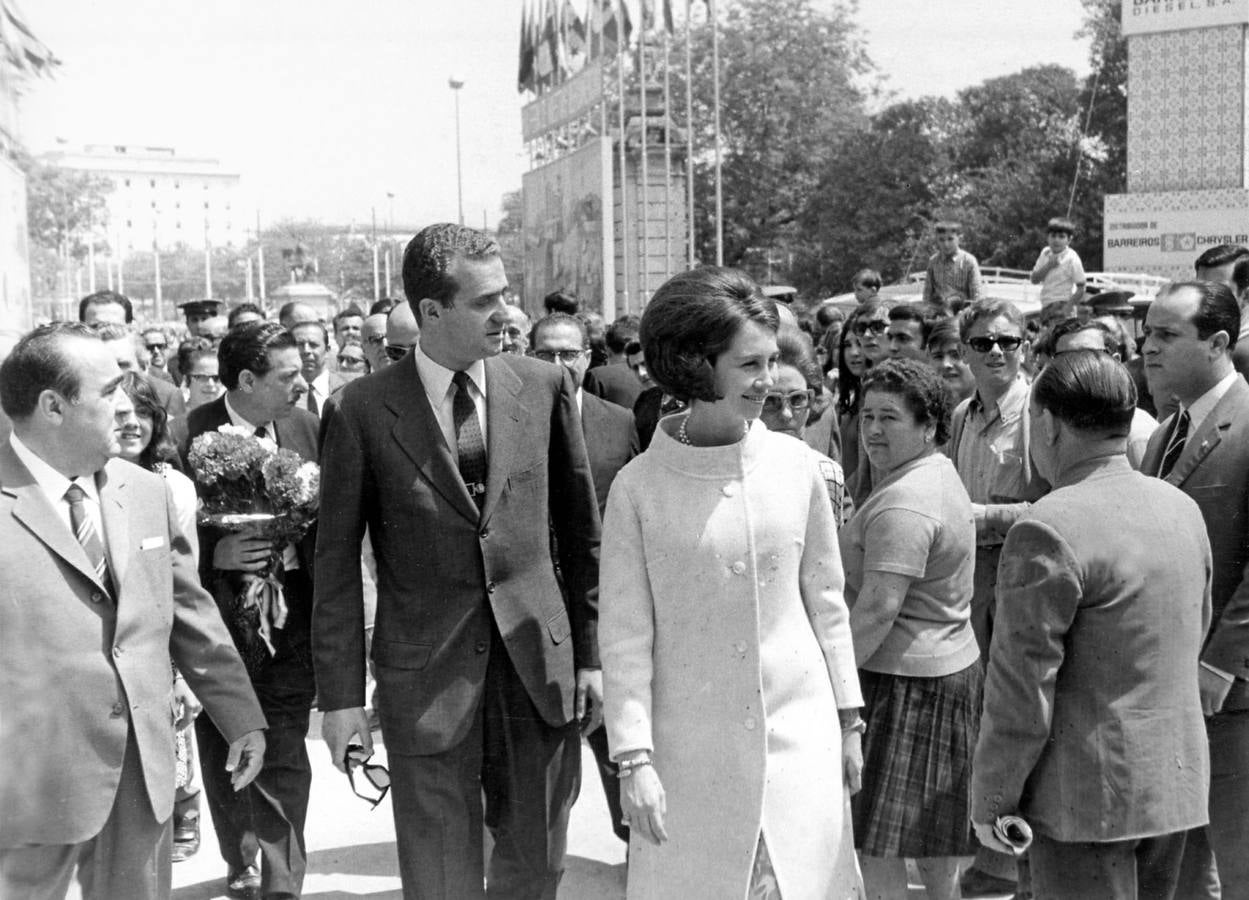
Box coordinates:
[600,267,866,900]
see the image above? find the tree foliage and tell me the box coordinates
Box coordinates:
[17,149,113,260]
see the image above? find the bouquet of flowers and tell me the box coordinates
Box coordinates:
[188,425,320,673]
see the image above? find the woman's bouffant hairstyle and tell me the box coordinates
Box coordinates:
[775,328,822,391]
[1032,349,1136,435]
[119,371,181,471]
[639,267,778,403]
[860,357,953,445]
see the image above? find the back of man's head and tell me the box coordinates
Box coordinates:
[79,290,133,325]
[543,290,580,316]
[402,223,500,323]
[1033,349,1136,436]
[606,314,641,356]
[278,302,320,330]
[0,322,99,420]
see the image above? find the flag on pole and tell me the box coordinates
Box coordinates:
[517,0,535,93]
[597,0,633,58]
[534,0,556,89]
[638,0,675,34]
[563,0,586,57]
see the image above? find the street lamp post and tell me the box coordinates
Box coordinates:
[449,77,465,226]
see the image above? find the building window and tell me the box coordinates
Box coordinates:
[124,179,131,188]
[174,181,180,189]
[150,179,156,188]
[204,201,210,210]
[126,219,132,228]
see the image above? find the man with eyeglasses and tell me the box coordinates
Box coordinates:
[140,327,176,385]
[360,313,390,373]
[383,300,420,364]
[531,312,640,848]
[946,299,1048,899]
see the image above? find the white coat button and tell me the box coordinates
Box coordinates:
[731,561,746,575]
[744,717,757,730]
[735,641,747,653]
[722,484,737,497]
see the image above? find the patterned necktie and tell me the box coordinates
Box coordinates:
[65,482,112,594]
[452,371,487,509]
[306,388,319,416]
[1159,410,1191,479]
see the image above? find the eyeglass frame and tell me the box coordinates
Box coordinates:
[762,389,813,413]
[532,348,585,364]
[343,743,391,810]
[188,372,222,383]
[853,319,889,337]
[385,343,414,361]
[964,334,1024,354]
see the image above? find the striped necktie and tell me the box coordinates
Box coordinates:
[1158,410,1190,479]
[65,482,112,595]
[452,371,487,510]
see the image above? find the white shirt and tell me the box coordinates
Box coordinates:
[222,394,298,569]
[9,432,104,543]
[1181,370,1239,444]
[306,370,331,416]
[413,344,488,454]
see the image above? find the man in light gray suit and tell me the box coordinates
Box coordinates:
[973,350,1211,898]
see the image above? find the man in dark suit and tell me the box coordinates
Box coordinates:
[583,314,645,409]
[183,322,319,900]
[974,350,1211,897]
[289,320,346,418]
[531,312,639,843]
[314,224,602,900]
[0,323,266,899]
[1139,281,1249,900]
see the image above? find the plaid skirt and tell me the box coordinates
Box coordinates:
[852,662,982,858]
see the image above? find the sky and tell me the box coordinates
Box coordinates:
[16,0,1093,231]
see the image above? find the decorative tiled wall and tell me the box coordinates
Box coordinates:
[1127,26,1247,192]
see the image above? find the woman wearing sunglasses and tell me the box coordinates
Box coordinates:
[761,329,852,526]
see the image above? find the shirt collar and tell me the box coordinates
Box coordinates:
[1183,370,1239,434]
[223,393,274,438]
[972,373,1029,424]
[308,370,329,397]
[8,431,100,506]
[413,343,487,404]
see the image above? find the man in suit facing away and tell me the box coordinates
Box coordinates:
[183,321,319,900]
[973,350,1211,898]
[1139,281,1249,899]
[530,311,639,844]
[0,323,266,899]
[314,224,602,900]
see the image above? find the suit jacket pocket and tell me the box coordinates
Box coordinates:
[372,638,433,671]
[546,611,571,645]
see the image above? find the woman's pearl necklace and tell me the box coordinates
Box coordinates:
[677,417,749,446]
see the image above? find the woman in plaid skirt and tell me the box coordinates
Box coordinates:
[838,359,982,900]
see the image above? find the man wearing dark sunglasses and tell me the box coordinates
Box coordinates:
[945,299,1048,898]
[383,300,421,366]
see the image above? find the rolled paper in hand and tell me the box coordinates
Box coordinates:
[993,815,1033,855]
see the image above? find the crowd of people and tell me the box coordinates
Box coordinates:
[1,218,1247,900]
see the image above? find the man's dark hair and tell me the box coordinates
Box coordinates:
[78,290,133,324]
[89,322,133,343]
[333,304,365,327]
[543,290,580,316]
[886,303,937,345]
[925,317,962,351]
[1046,217,1077,236]
[531,312,589,349]
[401,223,501,324]
[369,298,396,315]
[860,357,953,445]
[218,321,297,391]
[1165,281,1241,352]
[1050,318,1116,354]
[1033,349,1136,434]
[639,267,778,403]
[1232,257,1249,297]
[1194,243,1249,273]
[0,322,99,419]
[176,337,217,382]
[227,302,266,329]
[606,314,641,355]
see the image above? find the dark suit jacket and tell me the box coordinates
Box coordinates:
[182,397,321,686]
[0,446,265,848]
[584,363,643,410]
[1141,376,1249,710]
[581,392,640,515]
[973,456,1211,842]
[313,353,601,755]
[149,369,187,423]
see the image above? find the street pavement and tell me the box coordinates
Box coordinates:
[158,712,988,899]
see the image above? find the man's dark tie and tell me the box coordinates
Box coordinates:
[65,482,112,595]
[452,371,487,509]
[1159,409,1191,479]
[306,388,318,416]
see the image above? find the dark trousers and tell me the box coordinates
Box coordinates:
[387,631,582,900]
[1030,830,1187,900]
[1176,709,1249,900]
[586,724,629,843]
[0,729,172,900]
[196,683,313,899]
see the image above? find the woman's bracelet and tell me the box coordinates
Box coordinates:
[616,755,653,778]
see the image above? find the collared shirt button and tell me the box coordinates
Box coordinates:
[486,581,496,594]
[479,527,490,540]
[731,561,746,575]
[744,717,757,730]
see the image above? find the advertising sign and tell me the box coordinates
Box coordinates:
[521,61,604,143]
[522,137,615,315]
[1122,0,1249,36]
[1104,191,1249,274]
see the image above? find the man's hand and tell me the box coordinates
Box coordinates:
[323,707,373,773]
[172,678,202,731]
[225,729,266,791]
[1200,666,1234,717]
[575,668,604,735]
[973,820,1013,855]
[213,533,275,572]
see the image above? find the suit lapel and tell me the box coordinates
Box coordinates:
[97,462,130,594]
[481,357,521,526]
[1167,382,1242,487]
[1,443,111,596]
[386,360,480,524]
